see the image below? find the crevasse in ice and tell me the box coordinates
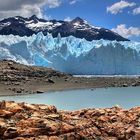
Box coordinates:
[0,32,140,75]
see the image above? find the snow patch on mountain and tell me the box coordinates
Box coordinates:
[0,33,140,75]
[26,21,62,31]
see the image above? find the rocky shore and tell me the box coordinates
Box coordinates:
[0,61,140,139]
[1,60,140,96]
[0,101,140,140]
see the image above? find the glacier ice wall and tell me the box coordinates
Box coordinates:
[0,32,140,75]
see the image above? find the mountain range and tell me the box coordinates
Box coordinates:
[0,15,129,41]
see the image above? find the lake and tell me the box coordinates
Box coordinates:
[0,87,140,110]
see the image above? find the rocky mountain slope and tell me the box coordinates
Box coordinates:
[0,15,129,41]
[0,60,67,84]
[0,101,140,139]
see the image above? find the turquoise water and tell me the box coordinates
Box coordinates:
[1,87,140,110]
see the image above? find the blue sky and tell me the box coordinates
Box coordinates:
[43,0,140,41]
[0,0,139,41]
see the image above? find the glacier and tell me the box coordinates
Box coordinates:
[0,32,140,75]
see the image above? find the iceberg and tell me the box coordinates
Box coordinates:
[0,32,140,75]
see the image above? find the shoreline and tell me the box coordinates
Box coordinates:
[0,86,96,97]
[1,74,140,97]
[0,78,140,97]
[0,81,113,97]
[1,60,140,97]
[74,74,140,78]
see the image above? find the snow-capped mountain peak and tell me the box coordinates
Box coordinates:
[71,17,85,24]
[0,15,129,41]
[29,15,39,21]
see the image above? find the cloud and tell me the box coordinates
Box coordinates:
[0,0,61,19]
[64,17,72,21]
[133,6,140,15]
[107,0,136,15]
[69,0,80,5]
[112,24,140,38]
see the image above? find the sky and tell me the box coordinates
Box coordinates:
[0,0,140,41]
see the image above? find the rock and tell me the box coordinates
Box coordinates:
[122,83,128,87]
[132,82,140,87]
[0,101,140,139]
[16,90,22,93]
[36,90,44,94]
[14,137,26,140]
[49,136,59,140]
[135,129,140,140]
[0,121,7,137]
[132,83,137,87]
[47,78,55,84]
[0,110,13,117]
[3,127,18,139]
